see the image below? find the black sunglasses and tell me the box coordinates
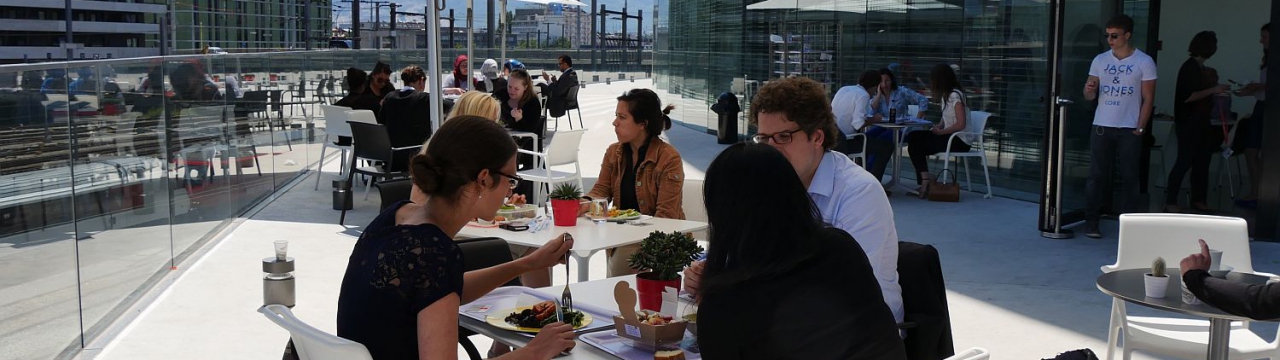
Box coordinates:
[1104,32,1124,40]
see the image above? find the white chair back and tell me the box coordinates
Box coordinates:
[967,111,991,137]
[944,347,990,360]
[259,305,373,360]
[346,109,377,124]
[321,105,353,138]
[1103,213,1254,273]
[545,129,586,166]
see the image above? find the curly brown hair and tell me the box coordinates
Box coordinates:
[749,77,838,150]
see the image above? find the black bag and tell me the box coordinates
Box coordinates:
[1043,349,1099,360]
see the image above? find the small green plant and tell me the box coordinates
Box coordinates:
[549,182,582,200]
[629,231,704,281]
[1151,257,1167,277]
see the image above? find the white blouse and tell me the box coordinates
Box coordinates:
[942,90,979,146]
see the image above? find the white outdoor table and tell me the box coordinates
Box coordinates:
[458,275,697,359]
[876,119,932,194]
[457,217,708,282]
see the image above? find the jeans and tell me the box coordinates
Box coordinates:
[836,130,894,182]
[1086,125,1143,222]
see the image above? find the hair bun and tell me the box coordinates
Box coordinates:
[410,153,443,194]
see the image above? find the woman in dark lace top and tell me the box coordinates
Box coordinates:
[336,116,576,360]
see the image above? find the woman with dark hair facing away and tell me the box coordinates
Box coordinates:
[336,116,576,360]
[1233,23,1269,208]
[1166,31,1230,213]
[496,69,546,198]
[905,64,975,196]
[377,65,435,172]
[697,143,907,360]
[580,88,685,277]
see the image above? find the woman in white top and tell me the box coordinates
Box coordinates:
[1233,23,1268,207]
[441,55,469,95]
[905,64,977,196]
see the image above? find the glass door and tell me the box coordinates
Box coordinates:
[1040,0,1113,237]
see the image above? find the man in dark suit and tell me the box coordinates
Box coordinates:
[541,54,579,118]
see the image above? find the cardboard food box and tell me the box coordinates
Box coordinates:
[612,281,687,350]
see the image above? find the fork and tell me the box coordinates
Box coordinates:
[560,234,574,324]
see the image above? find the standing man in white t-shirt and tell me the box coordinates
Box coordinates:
[1082,15,1157,238]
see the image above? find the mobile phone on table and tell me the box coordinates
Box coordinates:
[499,223,529,232]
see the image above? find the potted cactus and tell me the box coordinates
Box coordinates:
[1144,257,1169,298]
[629,231,704,311]
[548,183,583,227]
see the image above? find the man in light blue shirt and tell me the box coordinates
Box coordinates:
[685,77,904,326]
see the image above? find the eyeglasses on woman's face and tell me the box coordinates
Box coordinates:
[752,128,805,145]
[492,170,522,190]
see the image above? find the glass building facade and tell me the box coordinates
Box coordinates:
[172,0,333,53]
[654,0,1055,200]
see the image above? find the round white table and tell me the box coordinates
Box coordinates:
[875,122,931,193]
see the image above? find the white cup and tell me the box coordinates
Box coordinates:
[1181,280,1202,305]
[274,240,288,261]
[1209,249,1223,271]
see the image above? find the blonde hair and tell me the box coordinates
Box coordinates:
[447,91,502,122]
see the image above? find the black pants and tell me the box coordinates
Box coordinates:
[836,130,894,182]
[514,136,540,198]
[1087,125,1142,222]
[905,131,970,184]
[1165,120,1219,205]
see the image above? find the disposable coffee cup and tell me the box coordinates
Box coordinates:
[274,240,288,261]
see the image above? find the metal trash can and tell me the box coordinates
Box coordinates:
[332,180,352,210]
[711,92,742,144]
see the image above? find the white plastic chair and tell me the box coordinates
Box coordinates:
[345,109,377,124]
[1101,213,1277,360]
[944,347,990,360]
[940,111,994,199]
[315,105,353,190]
[258,305,373,360]
[844,132,869,169]
[517,129,586,204]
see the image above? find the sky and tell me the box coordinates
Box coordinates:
[332,0,656,33]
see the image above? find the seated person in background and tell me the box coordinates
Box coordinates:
[369,61,396,99]
[1182,239,1280,320]
[442,55,470,95]
[869,67,929,141]
[447,90,501,121]
[336,116,576,360]
[831,70,895,184]
[335,67,382,114]
[542,55,579,118]
[377,65,434,172]
[906,64,975,196]
[495,69,546,198]
[581,88,685,277]
[475,59,506,94]
[685,77,904,326]
[698,143,908,360]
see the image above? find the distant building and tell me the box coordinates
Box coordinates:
[0,0,165,64]
[508,4,589,48]
[171,0,333,53]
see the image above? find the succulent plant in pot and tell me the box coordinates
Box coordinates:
[548,182,583,226]
[628,231,704,311]
[1144,257,1169,298]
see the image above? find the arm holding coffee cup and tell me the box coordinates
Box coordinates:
[1181,239,1280,320]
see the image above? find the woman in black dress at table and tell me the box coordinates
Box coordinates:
[697,143,907,360]
[336,116,575,360]
[495,69,545,197]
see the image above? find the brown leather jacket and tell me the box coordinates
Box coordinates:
[586,139,685,220]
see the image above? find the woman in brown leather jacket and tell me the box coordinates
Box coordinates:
[581,88,686,276]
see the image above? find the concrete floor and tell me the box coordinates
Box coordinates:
[89,79,1280,360]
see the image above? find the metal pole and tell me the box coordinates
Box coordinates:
[500,0,507,61]
[65,0,73,60]
[591,0,598,66]
[427,3,443,133]
[467,0,474,83]
[305,0,313,50]
[353,0,361,49]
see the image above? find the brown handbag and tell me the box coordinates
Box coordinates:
[926,169,960,202]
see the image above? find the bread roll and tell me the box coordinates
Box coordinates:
[654,349,685,360]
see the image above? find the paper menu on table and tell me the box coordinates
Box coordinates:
[580,331,702,360]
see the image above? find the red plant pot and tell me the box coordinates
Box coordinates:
[550,199,579,227]
[636,272,681,312]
